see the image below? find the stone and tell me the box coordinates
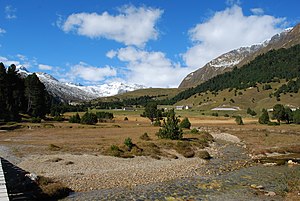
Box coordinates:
[265,191,276,196]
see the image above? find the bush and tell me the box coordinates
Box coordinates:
[293,109,300,124]
[124,137,133,150]
[110,145,123,157]
[153,119,161,126]
[81,112,98,125]
[96,111,114,120]
[247,108,257,116]
[124,117,128,121]
[53,115,64,122]
[212,112,218,117]
[69,113,81,123]
[267,121,280,126]
[140,132,151,141]
[235,116,244,125]
[259,109,270,124]
[31,117,41,123]
[180,117,191,129]
[224,114,230,117]
[190,128,199,134]
[157,109,182,140]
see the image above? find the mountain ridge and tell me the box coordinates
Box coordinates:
[179,24,300,88]
[16,66,146,102]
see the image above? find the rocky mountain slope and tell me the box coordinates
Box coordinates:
[179,23,300,88]
[16,66,145,102]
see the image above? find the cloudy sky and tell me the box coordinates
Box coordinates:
[0,0,299,87]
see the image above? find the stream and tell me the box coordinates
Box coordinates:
[62,141,300,200]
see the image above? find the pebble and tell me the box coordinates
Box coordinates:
[265,191,276,196]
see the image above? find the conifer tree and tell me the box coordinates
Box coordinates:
[6,64,25,121]
[259,109,270,124]
[0,63,8,121]
[24,73,48,118]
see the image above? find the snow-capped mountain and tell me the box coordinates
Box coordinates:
[16,66,146,102]
[179,25,299,88]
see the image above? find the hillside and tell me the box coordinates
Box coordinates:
[179,23,300,88]
[170,44,300,105]
[95,88,182,103]
[176,80,300,115]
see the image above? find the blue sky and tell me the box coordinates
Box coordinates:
[0,0,299,87]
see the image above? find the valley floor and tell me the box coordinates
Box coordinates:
[0,116,299,200]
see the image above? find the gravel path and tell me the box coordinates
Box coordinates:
[18,153,207,192]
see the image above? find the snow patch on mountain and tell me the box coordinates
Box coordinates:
[16,65,146,102]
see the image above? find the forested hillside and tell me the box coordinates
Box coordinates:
[169,44,300,104]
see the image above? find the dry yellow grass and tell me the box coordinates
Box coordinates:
[0,113,299,158]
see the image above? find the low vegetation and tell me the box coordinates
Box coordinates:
[157,109,183,140]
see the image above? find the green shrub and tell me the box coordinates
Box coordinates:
[267,121,280,126]
[53,115,64,122]
[224,114,229,117]
[293,109,300,124]
[69,113,81,123]
[157,109,182,140]
[235,116,244,125]
[191,128,199,134]
[212,113,218,117]
[124,137,133,150]
[31,117,41,123]
[140,132,151,141]
[96,111,114,120]
[153,119,161,126]
[247,108,257,116]
[81,112,98,125]
[259,109,270,124]
[110,145,123,157]
[180,117,191,129]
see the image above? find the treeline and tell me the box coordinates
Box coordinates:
[0,63,57,122]
[93,95,167,109]
[273,78,300,98]
[168,44,300,104]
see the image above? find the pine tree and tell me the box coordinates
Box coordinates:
[157,109,183,140]
[0,63,8,121]
[180,117,191,129]
[24,73,48,118]
[259,109,270,124]
[6,64,25,121]
[273,104,285,123]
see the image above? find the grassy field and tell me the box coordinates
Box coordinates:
[176,80,300,116]
[0,110,299,159]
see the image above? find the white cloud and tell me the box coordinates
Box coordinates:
[38,64,53,71]
[183,5,286,68]
[0,28,6,34]
[251,8,264,15]
[70,62,117,82]
[5,5,17,19]
[60,5,163,46]
[112,47,192,88]
[106,50,117,59]
[0,56,20,66]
